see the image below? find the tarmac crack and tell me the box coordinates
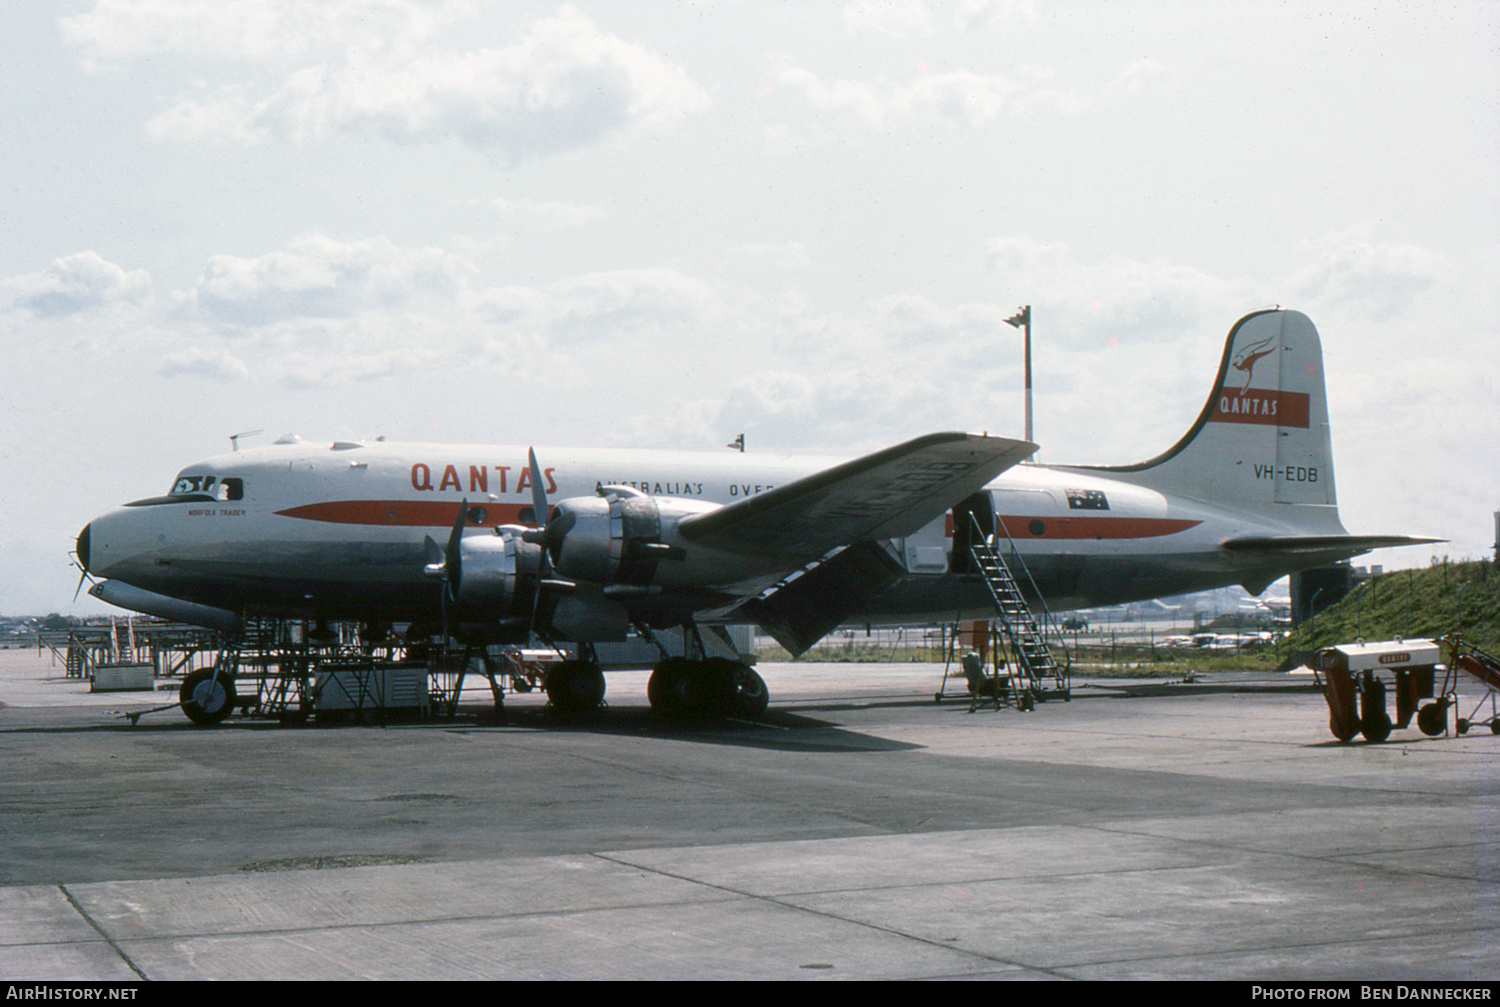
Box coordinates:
[58,883,149,981]
[588,851,1077,980]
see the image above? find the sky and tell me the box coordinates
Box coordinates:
[2,0,1497,616]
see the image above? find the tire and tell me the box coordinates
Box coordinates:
[1416,703,1446,737]
[728,664,769,717]
[689,659,739,718]
[648,659,693,717]
[546,660,605,714]
[1360,710,1392,743]
[180,668,236,726]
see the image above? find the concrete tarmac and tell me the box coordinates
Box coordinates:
[0,647,1496,981]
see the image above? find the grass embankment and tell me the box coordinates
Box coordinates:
[1282,559,1500,658]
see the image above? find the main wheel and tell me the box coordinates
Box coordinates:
[648,658,693,718]
[546,660,605,714]
[179,668,237,726]
[688,659,739,718]
[729,664,769,717]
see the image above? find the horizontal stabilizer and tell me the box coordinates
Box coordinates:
[680,432,1033,561]
[1222,534,1444,556]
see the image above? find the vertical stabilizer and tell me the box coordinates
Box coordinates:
[1089,310,1344,530]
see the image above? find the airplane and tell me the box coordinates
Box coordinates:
[75,308,1433,722]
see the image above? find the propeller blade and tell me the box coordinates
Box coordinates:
[527,448,548,527]
[422,535,445,577]
[444,498,468,595]
[523,452,553,643]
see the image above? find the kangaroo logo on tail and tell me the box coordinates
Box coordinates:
[1231,333,1276,392]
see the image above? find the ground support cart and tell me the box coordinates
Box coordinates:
[1313,638,1442,742]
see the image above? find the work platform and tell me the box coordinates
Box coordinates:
[38,617,764,726]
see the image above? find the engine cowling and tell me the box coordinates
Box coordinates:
[548,490,696,587]
[449,527,543,621]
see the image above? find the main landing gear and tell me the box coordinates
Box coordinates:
[647,657,768,719]
[544,659,607,715]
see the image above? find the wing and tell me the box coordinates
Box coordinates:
[678,431,1034,562]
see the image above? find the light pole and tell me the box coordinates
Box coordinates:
[1004,305,1033,444]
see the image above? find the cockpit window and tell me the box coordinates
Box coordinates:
[171,474,211,495]
[126,474,246,507]
[168,475,244,501]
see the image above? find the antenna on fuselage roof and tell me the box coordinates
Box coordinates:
[228,430,263,452]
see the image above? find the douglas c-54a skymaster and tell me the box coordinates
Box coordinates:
[76,309,1432,721]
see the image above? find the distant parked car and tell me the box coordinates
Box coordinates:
[1062,617,1089,631]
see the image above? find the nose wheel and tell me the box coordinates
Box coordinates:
[179,668,237,726]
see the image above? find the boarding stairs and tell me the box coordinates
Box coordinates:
[967,514,1070,709]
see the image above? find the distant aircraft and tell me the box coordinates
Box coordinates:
[77,309,1433,718]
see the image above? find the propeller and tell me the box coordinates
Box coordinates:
[422,456,575,647]
[72,525,94,603]
[519,448,579,646]
[421,499,470,644]
[70,558,93,604]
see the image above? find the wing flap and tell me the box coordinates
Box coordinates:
[678,432,1034,560]
[733,541,906,658]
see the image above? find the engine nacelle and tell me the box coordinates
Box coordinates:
[549,491,703,587]
[450,528,542,621]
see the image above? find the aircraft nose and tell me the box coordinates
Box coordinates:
[76,523,91,572]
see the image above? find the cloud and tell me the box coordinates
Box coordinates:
[954,0,1036,30]
[489,196,604,230]
[984,233,1258,348]
[1105,58,1178,101]
[62,0,466,65]
[726,242,812,271]
[1,252,152,316]
[542,269,720,343]
[774,63,1084,128]
[1291,235,1444,319]
[158,346,250,381]
[184,234,474,326]
[844,1,935,39]
[262,348,430,389]
[136,7,710,160]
